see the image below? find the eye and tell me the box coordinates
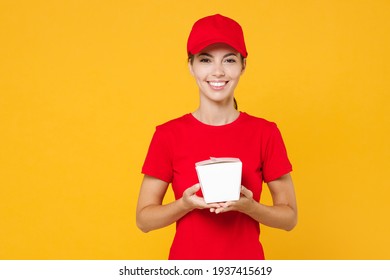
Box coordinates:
[224,58,237,63]
[199,58,211,63]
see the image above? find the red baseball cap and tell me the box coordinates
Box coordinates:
[187,14,248,58]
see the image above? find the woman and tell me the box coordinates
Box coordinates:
[136,14,297,260]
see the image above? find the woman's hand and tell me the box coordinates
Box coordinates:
[137,177,222,232]
[210,174,297,231]
[181,183,221,211]
[210,186,255,214]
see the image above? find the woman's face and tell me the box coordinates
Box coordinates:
[189,43,245,107]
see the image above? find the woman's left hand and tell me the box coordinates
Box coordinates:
[210,174,297,231]
[210,186,255,214]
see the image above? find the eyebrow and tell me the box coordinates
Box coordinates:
[197,52,238,58]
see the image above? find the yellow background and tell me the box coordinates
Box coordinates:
[1,0,389,259]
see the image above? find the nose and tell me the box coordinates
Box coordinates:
[212,62,225,77]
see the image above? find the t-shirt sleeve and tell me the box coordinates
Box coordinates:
[141,126,173,183]
[262,123,292,183]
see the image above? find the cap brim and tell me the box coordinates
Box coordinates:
[189,39,247,57]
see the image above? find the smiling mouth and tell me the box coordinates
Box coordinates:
[208,81,228,89]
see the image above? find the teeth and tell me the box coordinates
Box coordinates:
[209,82,226,87]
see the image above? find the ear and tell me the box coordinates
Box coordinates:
[241,58,247,74]
[188,60,195,77]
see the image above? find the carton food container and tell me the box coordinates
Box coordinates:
[195,157,242,203]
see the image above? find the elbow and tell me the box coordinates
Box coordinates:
[136,213,151,233]
[285,221,297,231]
[136,221,150,233]
[284,214,298,231]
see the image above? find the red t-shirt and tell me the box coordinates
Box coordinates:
[142,112,292,259]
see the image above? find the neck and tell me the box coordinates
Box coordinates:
[193,104,240,126]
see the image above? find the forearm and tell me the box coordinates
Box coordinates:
[136,198,190,233]
[245,200,297,231]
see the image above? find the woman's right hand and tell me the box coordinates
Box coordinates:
[181,184,221,211]
[136,177,222,233]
